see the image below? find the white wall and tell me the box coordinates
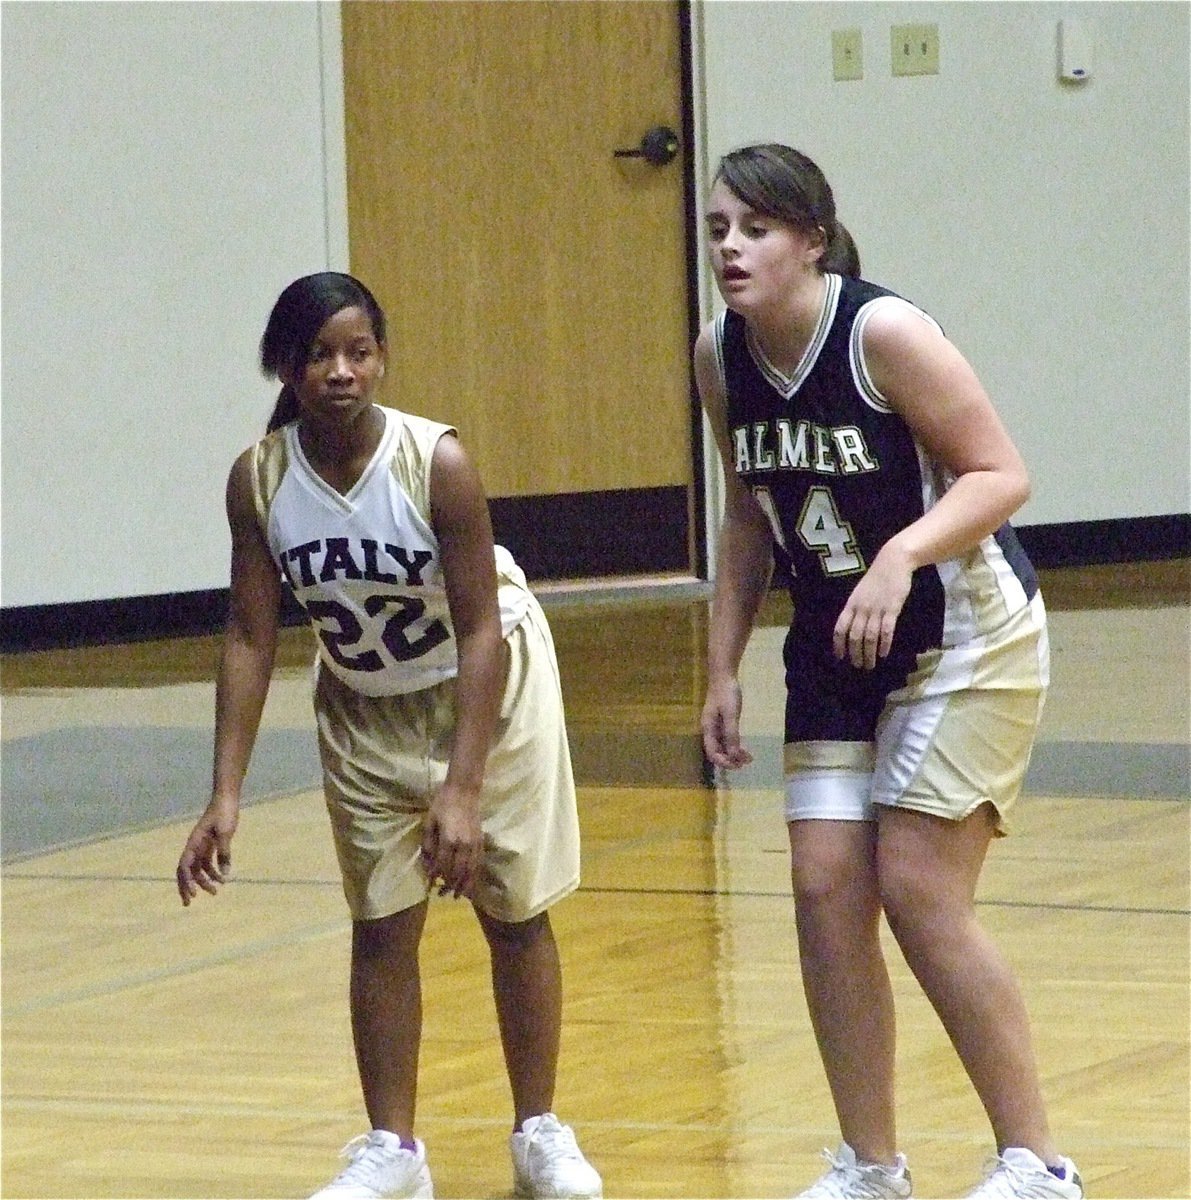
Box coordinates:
[2,2,1186,611]
[695,0,1190,529]
[1,0,348,607]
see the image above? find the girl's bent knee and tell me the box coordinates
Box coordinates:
[352,902,428,958]
[477,908,551,951]
[791,847,876,909]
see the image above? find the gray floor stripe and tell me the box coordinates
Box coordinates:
[2,727,1185,863]
[1,726,320,859]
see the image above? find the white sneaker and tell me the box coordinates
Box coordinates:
[794,1143,913,1199]
[510,1113,603,1198]
[308,1131,433,1199]
[965,1147,1083,1199]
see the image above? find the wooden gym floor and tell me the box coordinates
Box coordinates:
[2,562,1188,1199]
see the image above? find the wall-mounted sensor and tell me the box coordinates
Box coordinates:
[1058,19,1092,82]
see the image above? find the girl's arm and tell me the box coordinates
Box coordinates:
[176,450,281,904]
[835,304,1031,668]
[424,433,506,898]
[695,325,775,769]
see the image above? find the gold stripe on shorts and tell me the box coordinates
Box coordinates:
[784,740,876,777]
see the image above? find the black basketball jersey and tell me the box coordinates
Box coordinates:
[713,272,1037,663]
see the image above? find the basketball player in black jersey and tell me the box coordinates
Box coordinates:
[697,144,1082,1200]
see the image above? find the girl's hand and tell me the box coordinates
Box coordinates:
[421,783,483,900]
[833,542,914,669]
[701,676,754,770]
[176,795,239,905]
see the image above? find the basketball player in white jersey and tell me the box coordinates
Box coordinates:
[176,273,601,1200]
[698,145,1083,1200]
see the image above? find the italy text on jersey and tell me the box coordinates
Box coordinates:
[279,536,451,675]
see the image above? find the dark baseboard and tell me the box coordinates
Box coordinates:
[2,513,1185,654]
[487,485,690,581]
[1015,513,1188,568]
[0,586,308,655]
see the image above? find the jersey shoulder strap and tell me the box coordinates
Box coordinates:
[386,409,457,525]
[246,425,292,536]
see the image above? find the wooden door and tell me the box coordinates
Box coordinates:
[341,0,696,582]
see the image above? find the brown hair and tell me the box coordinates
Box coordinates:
[714,143,861,277]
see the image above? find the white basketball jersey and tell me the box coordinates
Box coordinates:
[251,406,530,696]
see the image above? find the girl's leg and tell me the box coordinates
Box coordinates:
[350,900,430,1139]
[877,804,1058,1159]
[475,907,561,1125]
[789,819,899,1166]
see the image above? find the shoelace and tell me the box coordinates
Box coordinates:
[331,1134,398,1185]
[803,1148,904,1199]
[970,1155,1062,1200]
[525,1118,589,1173]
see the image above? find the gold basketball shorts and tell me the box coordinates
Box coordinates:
[784,592,1049,834]
[314,594,581,921]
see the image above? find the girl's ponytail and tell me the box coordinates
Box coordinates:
[266,383,299,433]
[821,219,861,277]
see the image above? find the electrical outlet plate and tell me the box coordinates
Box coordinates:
[891,23,939,76]
[832,28,863,81]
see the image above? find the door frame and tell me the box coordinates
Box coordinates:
[678,0,712,581]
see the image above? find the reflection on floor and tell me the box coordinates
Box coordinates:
[3,564,1188,861]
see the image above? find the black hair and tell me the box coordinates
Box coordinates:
[714,143,861,277]
[259,272,387,433]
